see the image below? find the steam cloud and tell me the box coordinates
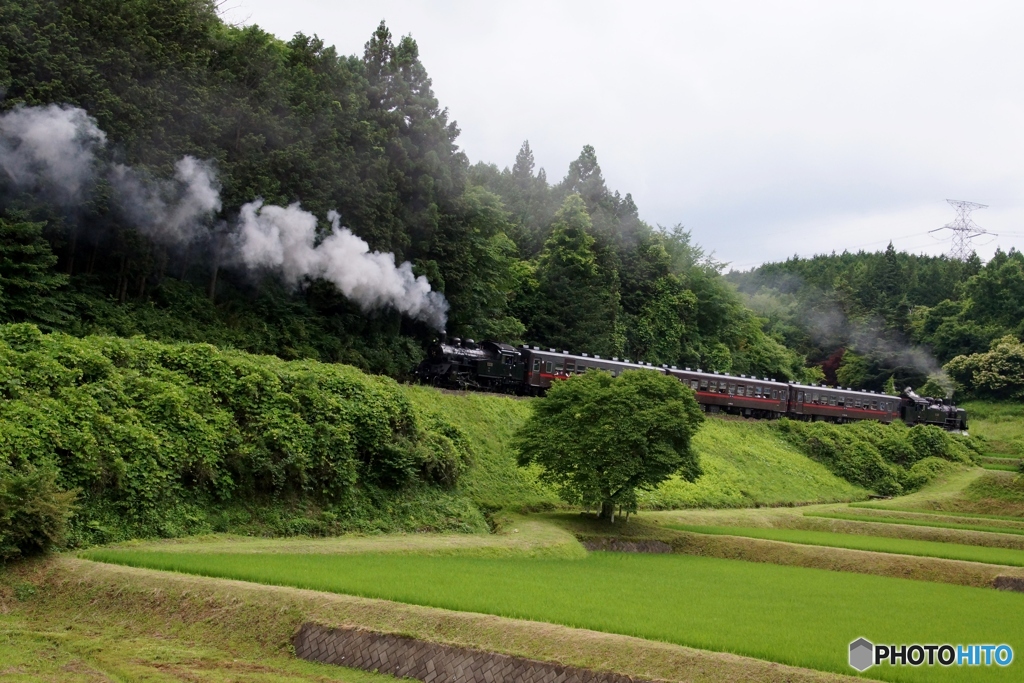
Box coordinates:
[0,104,106,206]
[798,291,953,396]
[110,156,221,245]
[236,201,448,329]
[0,104,448,329]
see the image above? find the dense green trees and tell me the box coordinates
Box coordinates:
[516,370,704,521]
[729,244,1024,394]
[0,0,812,381]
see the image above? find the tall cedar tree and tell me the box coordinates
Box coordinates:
[525,194,621,357]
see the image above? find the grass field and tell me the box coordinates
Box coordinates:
[664,523,1024,566]
[406,387,869,512]
[637,418,867,509]
[82,549,1023,682]
[808,511,1024,536]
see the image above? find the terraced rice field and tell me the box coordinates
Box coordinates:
[83,548,1024,683]
[807,511,1024,537]
[664,523,1024,565]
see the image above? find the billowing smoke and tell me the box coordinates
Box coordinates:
[109,156,221,246]
[236,200,448,329]
[0,104,449,328]
[801,297,954,396]
[0,104,106,206]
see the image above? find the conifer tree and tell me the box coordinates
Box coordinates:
[0,217,70,329]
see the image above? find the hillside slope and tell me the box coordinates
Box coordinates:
[403,387,867,511]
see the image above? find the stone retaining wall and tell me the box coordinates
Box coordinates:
[994,575,1024,592]
[293,623,654,683]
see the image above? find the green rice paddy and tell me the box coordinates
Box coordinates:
[849,503,1024,523]
[666,523,1024,566]
[806,512,1024,537]
[83,549,1022,682]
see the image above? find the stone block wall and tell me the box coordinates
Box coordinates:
[293,623,653,683]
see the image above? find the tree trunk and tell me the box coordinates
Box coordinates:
[600,501,616,523]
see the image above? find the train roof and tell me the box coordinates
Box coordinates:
[787,382,893,399]
[521,345,662,372]
[666,366,790,388]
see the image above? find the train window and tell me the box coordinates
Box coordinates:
[554,362,563,373]
[532,359,541,372]
[565,362,575,373]
[810,392,818,403]
[837,397,844,407]
[690,380,699,390]
[870,400,878,410]
[545,361,553,373]
[828,396,837,406]
[736,386,745,396]
[773,390,779,400]
[752,386,760,397]
[728,383,736,395]
[796,391,803,402]
[699,379,708,390]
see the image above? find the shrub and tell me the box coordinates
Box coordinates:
[775,419,975,495]
[0,464,77,560]
[0,324,473,546]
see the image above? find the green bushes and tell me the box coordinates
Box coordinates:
[0,324,479,551]
[0,464,76,560]
[774,419,979,496]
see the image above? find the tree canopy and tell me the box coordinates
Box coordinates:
[515,370,704,522]
[0,0,814,382]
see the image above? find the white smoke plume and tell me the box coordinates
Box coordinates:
[110,155,221,245]
[0,104,106,205]
[0,104,449,328]
[236,200,449,329]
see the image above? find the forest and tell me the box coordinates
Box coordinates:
[0,0,1020,397]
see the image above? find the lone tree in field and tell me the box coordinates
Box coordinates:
[516,370,704,522]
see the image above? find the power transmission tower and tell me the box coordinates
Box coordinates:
[930,200,994,261]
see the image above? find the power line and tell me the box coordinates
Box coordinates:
[929,200,995,260]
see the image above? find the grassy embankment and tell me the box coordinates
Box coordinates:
[406,386,869,514]
[83,546,1024,683]
[663,522,1024,566]
[962,401,1024,471]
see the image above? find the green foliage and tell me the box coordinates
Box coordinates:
[946,335,1024,400]
[0,324,478,546]
[0,463,77,560]
[516,370,704,520]
[523,194,622,357]
[774,419,977,496]
[0,216,70,329]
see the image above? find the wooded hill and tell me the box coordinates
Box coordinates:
[0,0,814,382]
[729,246,1024,399]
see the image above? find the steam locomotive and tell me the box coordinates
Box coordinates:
[415,336,968,431]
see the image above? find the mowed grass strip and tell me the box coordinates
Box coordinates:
[84,550,1023,683]
[808,512,1024,537]
[666,524,1024,566]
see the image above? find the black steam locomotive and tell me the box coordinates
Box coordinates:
[415,336,968,431]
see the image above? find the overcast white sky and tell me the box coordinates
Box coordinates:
[219,1,1024,270]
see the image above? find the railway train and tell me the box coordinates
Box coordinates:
[415,336,968,431]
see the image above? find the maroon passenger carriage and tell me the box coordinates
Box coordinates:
[417,338,921,427]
